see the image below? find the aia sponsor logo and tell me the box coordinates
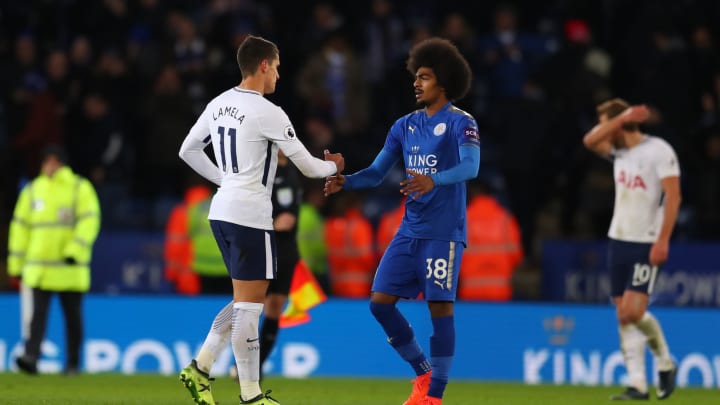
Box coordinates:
[618,170,646,190]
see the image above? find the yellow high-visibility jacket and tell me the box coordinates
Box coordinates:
[7,166,101,292]
[187,199,226,277]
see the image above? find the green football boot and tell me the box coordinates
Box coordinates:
[239,390,280,404]
[179,359,216,405]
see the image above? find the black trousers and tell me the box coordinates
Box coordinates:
[24,288,83,369]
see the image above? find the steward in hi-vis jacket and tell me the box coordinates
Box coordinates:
[8,145,101,375]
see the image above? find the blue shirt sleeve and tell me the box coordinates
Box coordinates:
[429,145,480,186]
[344,148,399,190]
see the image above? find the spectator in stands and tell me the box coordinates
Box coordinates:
[138,65,195,198]
[296,28,371,164]
[168,11,209,116]
[688,24,718,123]
[12,70,64,181]
[476,3,557,101]
[297,28,369,131]
[693,130,720,239]
[536,18,612,237]
[298,1,345,57]
[70,90,133,228]
[362,0,407,130]
[484,78,555,258]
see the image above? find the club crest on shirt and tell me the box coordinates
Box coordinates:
[433,123,446,136]
[284,125,296,140]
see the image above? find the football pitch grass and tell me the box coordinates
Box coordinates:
[1,373,716,404]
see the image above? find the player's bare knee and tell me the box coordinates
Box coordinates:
[618,306,645,324]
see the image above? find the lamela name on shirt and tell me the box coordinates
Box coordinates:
[213,106,245,123]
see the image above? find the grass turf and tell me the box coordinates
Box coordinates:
[0,373,715,404]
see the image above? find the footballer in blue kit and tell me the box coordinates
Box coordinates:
[324,37,478,405]
[372,102,479,302]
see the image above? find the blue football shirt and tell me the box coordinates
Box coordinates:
[384,102,480,244]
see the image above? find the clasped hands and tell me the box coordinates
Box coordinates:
[324,164,435,199]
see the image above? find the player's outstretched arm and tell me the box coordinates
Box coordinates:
[284,145,341,178]
[323,147,399,196]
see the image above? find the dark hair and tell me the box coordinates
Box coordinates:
[406,37,472,101]
[236,35,279,77]
[596,98,638,131]
[41,144,68,164]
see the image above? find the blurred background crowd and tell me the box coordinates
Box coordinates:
[2,0,720,295]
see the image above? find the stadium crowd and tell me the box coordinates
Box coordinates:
[2,0,720,290]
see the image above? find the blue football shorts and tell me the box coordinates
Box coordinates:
[372,234,463,301]
[607,238,659,297]
[209,219,277,281]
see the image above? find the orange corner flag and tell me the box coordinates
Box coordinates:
[279,259,327,328]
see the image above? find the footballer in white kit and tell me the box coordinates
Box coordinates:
[182,87,335,230]
[584,98,679,401]
[607,135,680,296]
[180,88,338,280]
[177,35,343,405]
[609,136,680,245]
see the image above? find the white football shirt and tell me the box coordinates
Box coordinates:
[608,135,680,242]
[179,87,336,230]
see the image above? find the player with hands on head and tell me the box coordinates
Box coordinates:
[583,98,679,401]
[177,34,342,405]
[325,37,479,405]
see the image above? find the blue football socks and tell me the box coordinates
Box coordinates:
[428,315,455,398]
[370,302,432,375]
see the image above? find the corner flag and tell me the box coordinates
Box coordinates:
[279,259,327,328]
